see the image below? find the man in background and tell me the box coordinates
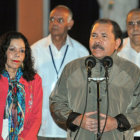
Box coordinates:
[118,8,140,139]
[31,5,89,140]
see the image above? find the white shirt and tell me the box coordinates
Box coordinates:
[31,34,89,137]
[118,37,140,67]
[118,37,140,137]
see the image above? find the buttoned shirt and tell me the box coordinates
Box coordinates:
[31,34,89,137]
[118,37,140,68]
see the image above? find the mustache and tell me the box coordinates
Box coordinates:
[92,44,104,50]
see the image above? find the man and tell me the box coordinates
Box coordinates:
[31,5,89,140]
[118,9,140,66]
[50,19,140,140]
[118,8,140,139]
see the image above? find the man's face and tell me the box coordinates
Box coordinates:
[49,7,72,37]
[89,23,120,59]
[127,11,140,46]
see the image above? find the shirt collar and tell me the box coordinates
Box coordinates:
[124,38,140,54]
[49,34,73,48]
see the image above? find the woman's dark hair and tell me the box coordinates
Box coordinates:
[0,31,36,81]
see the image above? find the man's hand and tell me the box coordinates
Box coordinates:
[92,113,118,133]
[72,111,118,133]
[73,112,97,131]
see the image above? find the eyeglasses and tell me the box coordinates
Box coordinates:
[128,20,140,27]
[49,17,64,24]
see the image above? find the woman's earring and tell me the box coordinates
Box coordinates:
[21,63,24,69]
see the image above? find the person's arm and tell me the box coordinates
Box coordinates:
[122,77,140,130]
[50,67,73,129]
[67,112,97,132]
[19,75,43,140]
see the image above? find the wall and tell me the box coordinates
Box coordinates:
[17,0,43,45]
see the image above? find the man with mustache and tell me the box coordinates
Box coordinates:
[31,5,89,140]
[50,19,140,140]
[118,8,140,140]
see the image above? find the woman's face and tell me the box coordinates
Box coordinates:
[5,38,25,72]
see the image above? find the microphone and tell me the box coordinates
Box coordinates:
[85,56,96,70]
[101,56,113,78]
[101,56,113,68]
[85,56,96,78]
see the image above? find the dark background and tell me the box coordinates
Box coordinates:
[0,0,17,36]
[0,0,99,50]
[0,0,140,50]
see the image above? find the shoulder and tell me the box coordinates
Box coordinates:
[31,35,51,50]
[21,74,42,85]
[63,56,87,73]
[116,54,136,67]
[116,55,140,76]
[31,36,51,58]
[0,75,8,83]
[33,73,42,82]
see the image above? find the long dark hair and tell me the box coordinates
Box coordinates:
[0,31,36,81]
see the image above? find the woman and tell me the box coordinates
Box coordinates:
[0,31,43,140]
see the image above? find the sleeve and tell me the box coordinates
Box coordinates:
[19,75,43,140]
[66,112,81,131]
[49,66,73,130]
[114,114,131,132]
[123,77,140,129]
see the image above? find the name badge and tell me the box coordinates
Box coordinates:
[2,119,8,140]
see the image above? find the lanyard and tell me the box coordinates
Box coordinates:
[49,45,69,78]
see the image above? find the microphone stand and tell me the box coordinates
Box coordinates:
[97,80,101,140]
[98,66,110,140]
[88,77,105,140]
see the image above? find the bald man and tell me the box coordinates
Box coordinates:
[31,5,89,140]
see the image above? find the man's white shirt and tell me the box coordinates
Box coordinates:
[31,34,89,137]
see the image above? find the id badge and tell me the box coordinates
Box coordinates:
[2,119,8,140]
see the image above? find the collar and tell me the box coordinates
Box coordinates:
[2,68,23,82]
[49,34,73,49]
[123,38,140,54]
